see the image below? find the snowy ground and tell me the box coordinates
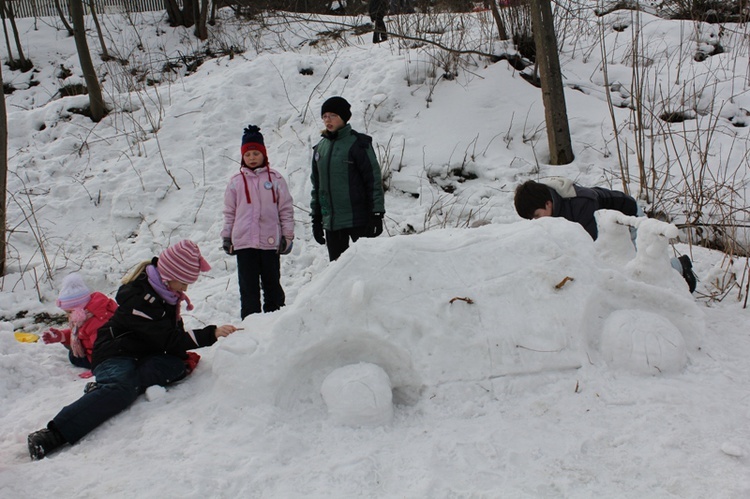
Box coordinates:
[1,7,749,498]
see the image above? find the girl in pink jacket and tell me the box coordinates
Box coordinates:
[42,273,118,373]
[221,125,295,319]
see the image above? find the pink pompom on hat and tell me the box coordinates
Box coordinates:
[157,240,211,284]
[56,273,92,311]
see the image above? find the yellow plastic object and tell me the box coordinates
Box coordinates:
[14,332,40,343]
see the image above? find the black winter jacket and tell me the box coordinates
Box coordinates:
[91,260,217,369]
[369,0,388,17]
[549,185,638,240]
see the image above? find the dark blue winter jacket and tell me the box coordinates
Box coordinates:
[549,185,638,240]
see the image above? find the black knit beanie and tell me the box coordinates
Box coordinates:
[321,96,352,123]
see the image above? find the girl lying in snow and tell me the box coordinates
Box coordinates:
[41,273,117,374]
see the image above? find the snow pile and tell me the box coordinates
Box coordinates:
[207,215,704,426]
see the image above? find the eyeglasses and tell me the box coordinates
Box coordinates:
[322,113,339,121]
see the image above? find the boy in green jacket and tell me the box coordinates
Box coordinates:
[311,96,386,261]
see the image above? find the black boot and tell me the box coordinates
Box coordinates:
[678,255,698,293]
[28,423,67,460]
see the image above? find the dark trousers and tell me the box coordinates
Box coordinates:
[69,351,92,369]
[236,248,285,319]
[325,226,368,261]
[52,355,186,444]
[372,15,387,43]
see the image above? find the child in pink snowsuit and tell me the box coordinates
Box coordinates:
[42,273,118,372]
[221,125,295,319]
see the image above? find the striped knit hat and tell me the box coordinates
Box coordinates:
[157,240,211,284]
[56,273,92,311]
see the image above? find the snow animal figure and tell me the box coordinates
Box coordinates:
[41,273,117,371]
[221,124,295,319]
[593,211,696,372]
[27,240,240,460]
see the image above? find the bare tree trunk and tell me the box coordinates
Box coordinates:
[529,0,574,165]
[164,0,184,26]
[88,0,111,60]
[1,5,16,65]
[30,0,39,30]
[195,0,209,40]
[0,63,7,275]
[54,0,74,36]
[489,0,508,40]
[3,0,32,71]
[69,0,106,122]
[209,0,217,25]
[183,0,196,28]
[165,0,208,37]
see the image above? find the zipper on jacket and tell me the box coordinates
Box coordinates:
[325,137,336,230]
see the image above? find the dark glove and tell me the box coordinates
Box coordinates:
[184,351,201,375]
[312,216,326,245]
[222,237,233,255]
[366,213,384,237]
[278,236,293,255]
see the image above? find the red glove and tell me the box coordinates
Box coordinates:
[184,352,201,374]
[41,328,65,344]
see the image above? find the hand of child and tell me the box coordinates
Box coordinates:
[278,237,293,255]
[41,328,65,344]
[215,325,240,338]
[312,217,326,245]
[70,335,85,358]
[366,213,384,237]
[222,238,234,255]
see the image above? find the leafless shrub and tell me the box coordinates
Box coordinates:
[597,7,750,265]
[422,191,490,230]
[372,133,405,192]
[7,172,53,282]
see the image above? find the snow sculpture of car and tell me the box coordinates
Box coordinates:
[211,212,704,425]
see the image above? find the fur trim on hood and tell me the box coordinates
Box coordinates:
[540,177,577,198]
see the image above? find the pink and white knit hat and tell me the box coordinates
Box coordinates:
[157,240,211,284]
[56,273,92,311]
